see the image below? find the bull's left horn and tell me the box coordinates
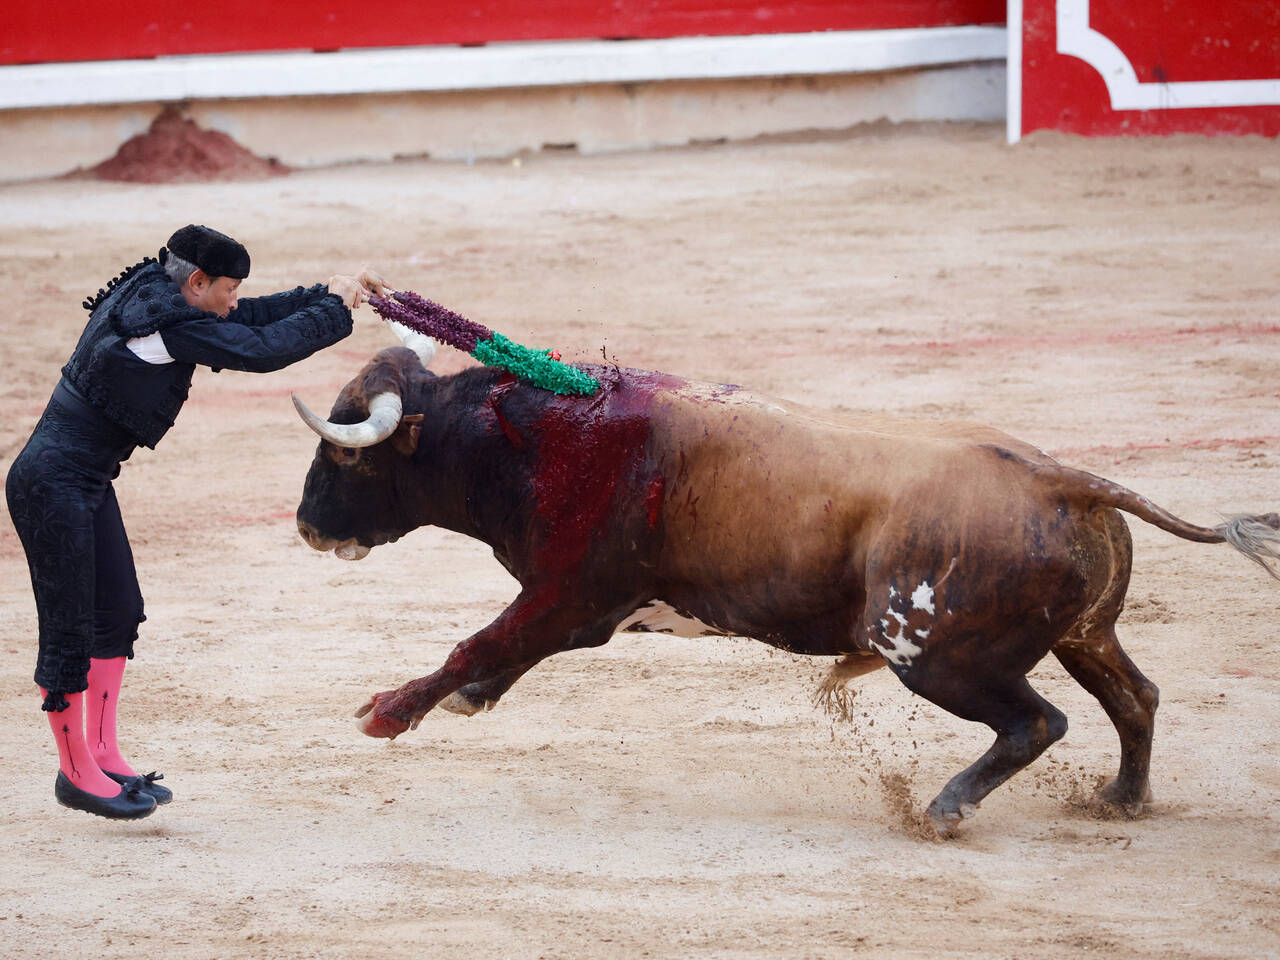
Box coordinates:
[291,391,403,448]
[387,318,437,368]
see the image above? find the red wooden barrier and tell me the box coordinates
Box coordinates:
[2,1,1005,67]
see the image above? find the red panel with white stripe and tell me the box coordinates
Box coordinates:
[1,1,1005,67]
[1015,0,1280,139]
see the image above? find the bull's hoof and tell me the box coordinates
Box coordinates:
[1092,778,1152,818]
[926,801,978,838]
[438,691,495,717]
[354,693,411,739]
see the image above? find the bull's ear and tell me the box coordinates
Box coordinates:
[392,413,424,456]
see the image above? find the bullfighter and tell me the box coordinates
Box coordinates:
[5,224,389,819]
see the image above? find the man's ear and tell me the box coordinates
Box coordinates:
[187,268,210,293]
[392,413,424,456]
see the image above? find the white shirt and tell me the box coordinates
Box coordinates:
[126,332,175,364]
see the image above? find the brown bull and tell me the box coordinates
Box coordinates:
[293,332,1279,833]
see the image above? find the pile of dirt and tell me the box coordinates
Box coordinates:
[87,105,289,183]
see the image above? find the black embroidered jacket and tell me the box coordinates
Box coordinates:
[62,260,352,448]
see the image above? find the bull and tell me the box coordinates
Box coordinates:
[292,326,1279,832]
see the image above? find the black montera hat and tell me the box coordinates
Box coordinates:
[162,224,250,279]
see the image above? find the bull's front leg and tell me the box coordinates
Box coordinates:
[354,586,618,738]
[438,665,528,716]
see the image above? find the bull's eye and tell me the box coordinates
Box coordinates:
[330,444,361,465]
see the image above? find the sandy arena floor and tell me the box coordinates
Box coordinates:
[0,122,1277,959]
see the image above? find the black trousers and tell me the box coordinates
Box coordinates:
[6,381,144,706]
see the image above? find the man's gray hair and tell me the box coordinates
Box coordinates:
[163,252,198,288]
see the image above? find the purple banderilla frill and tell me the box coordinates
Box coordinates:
[369,290,489,353]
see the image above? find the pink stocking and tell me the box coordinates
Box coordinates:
[86,656,137,777]
[42,690,121,798]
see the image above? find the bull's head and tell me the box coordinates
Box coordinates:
[293,321,437,559]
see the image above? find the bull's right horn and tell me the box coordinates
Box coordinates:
[291,391,403,448]
[387,318,437,368]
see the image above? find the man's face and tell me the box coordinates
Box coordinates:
[183,270,242,317]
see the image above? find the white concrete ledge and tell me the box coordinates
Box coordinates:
[0,27,1006,110]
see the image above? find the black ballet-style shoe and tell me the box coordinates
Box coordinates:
[54,771,156,820]
[103,769,173,805]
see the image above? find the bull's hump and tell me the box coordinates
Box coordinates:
[616,600,731,637]
[671,381,792,416]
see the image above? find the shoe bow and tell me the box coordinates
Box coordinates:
[121,771,164,795]
[121,777,152,799]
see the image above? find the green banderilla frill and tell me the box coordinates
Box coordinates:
[473,332,600,396]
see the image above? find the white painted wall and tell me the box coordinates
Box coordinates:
[1,29,1005,109]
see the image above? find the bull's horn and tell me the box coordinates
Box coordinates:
[387,318,437,368]
[291,391,403,448]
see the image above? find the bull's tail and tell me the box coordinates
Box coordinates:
[984,444,1280,581]
[1218,515,1280,581]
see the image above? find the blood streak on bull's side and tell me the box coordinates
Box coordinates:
[523,369,681,578]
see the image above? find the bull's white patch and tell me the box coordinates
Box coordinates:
[871,616,924,666]
[617,601,728,637]
[870,577,941,666]
[910,580,936,615]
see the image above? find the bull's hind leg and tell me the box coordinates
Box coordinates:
[896,668,1068,834]
[1050,508,1158,815]
[1052,629,1159,816]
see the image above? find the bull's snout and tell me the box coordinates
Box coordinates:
[297,519,332,552]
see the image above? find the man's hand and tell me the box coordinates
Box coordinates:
[356,266,391,298]
[327,266,391,311]
[327,275,370,311]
